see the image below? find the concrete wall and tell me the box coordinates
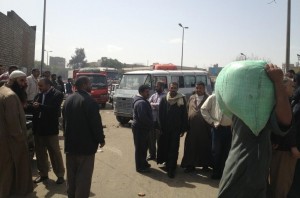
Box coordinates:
[0,11,36,74]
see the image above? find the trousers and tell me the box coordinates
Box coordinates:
[132,128,150,170]
[66,154,95,198]
[35,134,65,177]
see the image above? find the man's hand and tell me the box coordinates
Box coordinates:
[99,142,105,148]
[291,147,300,159]
[180,132,185,137]
[33,102,40,108]
[265,64,283,84]
[266,63,292,126]
[150,102,156,110]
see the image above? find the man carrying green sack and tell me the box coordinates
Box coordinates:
[216,63,292,198]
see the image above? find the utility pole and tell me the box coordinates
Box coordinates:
[41,0,47,73]
[285,0,291,73]
[178,23,188,70]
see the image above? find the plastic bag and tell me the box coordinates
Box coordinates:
[215,60,275,135]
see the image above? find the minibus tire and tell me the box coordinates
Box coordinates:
[116,116,130,124]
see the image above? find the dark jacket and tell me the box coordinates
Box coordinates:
[30,87,64,136]
[158,95,188,135]
[50,80,58,89]
[66,82,73,94]
[63,90,105,155]
[132,95,153,130]
[57,80,65,93]
[275,91,300,150]
[271,128,297,151]
[291,74,300,107]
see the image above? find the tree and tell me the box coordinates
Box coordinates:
[68,48,87,69]
[100,57,124,69]
[34,60,47,68]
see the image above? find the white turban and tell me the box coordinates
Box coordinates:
[9,70,26,79]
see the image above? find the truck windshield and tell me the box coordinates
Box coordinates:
[106,71,120,80]
[119,74,151,90]
[78,74,107,88]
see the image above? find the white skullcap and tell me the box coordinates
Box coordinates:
[9,70,26,79]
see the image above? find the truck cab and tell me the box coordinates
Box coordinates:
[76,73,109,108]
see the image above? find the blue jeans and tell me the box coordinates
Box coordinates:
[211,126,232,177]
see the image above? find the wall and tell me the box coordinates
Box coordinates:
[0,11,36,74]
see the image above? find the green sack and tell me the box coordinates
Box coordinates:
[215,60,275,136]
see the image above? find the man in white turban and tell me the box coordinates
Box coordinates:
[0,70,33,197]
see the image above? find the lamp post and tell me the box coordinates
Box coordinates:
[178,23,188,70]
[241,53,247,60]
[285,0,291,73]
[41,0,47,73]
[44,50,52,66]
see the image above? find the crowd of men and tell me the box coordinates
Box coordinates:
[132,81,232,180]
[132,65,300,198]
[1,63,300,198]
[0,65,104,198]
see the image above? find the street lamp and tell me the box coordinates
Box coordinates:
[240,53,247,60]
[41,0,47,73]
[178,23,188,70]
[44,50,53,66]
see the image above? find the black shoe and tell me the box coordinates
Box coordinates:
[184,166,196,173]
[146,156,156,161]
[167,170,175,178]
[56,177,65,184]
[137,168,151,173]
[202,166,210,172]
[34,176,49,183]
[210,174,221,180]
[145,163,151,168]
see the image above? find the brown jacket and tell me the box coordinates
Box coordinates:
[0,85,33,197]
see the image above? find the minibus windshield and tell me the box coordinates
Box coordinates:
[119,74,151,90]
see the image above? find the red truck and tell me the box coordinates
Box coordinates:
[73,68,109,108]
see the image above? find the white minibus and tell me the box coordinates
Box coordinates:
[113,70,212,124]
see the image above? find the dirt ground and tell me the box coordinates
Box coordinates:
[25,103,219,198]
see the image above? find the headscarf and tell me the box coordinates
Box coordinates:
[166,92,184,106]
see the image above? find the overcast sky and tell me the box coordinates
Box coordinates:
[1,0,300,68]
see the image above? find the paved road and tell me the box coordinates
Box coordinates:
[27,103,219,198]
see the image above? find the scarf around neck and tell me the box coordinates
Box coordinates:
[166,92,184,106]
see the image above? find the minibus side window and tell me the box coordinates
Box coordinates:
[196,75,207,85]
[184,76,196,88]
[153,76,167,89]
[171,76,184,88]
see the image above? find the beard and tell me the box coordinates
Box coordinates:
[11,81,27,104]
